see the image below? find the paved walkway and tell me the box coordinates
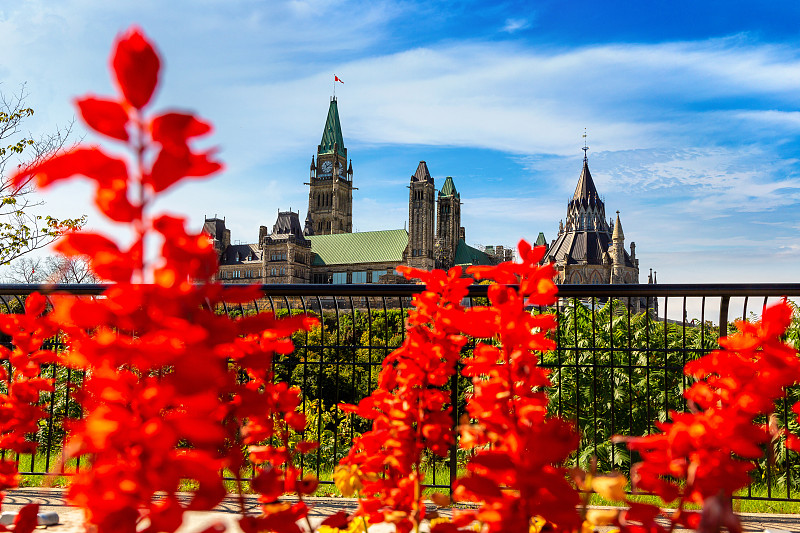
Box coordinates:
[2,488,800,532]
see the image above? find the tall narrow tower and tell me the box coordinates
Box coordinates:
[306,97,354,234]
[407,161,435,270]
[610,211,625,284]
[435,176,461,269]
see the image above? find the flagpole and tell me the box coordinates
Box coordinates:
[333,75,335,98]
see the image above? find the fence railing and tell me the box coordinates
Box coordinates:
[1,283,799,500]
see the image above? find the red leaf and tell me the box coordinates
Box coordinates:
[55,232,121,258]
[295,441,319,454]
[13,503,39,533]
[11,147,127,191]
[148,148,222,193]
[95,180,140,223]
[25,292,47,318]
[75,97,130,141]
[55,233,134,282]
[112,26,160,109]
[321,511,350,528]
[151,112,212,152]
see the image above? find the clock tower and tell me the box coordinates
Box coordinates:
[306,97,354,235]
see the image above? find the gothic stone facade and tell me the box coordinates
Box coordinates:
[544,157,639,284]
[540,155,656,312]
[205,97,496,284]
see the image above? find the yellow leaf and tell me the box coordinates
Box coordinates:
[591,473,627,501]
[586,509,619,526]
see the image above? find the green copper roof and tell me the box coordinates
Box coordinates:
[439,176,459,197]
[318,98,346,158]
[535,232,547,247]
[309,229,408,266]
[453,240,493,266]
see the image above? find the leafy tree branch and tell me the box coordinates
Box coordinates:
[0,84,85,265]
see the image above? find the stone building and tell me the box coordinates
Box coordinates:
[206,96,499,284]
[537,152,656,312]
[541,153,640,285]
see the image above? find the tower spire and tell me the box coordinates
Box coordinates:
[582,128,589,162]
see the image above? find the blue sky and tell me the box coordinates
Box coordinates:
[1,0,799,285]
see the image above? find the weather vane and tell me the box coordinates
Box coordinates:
[582,128,589,161]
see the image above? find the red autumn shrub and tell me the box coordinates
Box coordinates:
[11,26,317,533]
[612,300,800,533]
[334,241,583,533]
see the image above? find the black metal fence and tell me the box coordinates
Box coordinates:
[1,283,799,500]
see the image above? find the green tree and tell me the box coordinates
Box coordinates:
[0,86,85,265]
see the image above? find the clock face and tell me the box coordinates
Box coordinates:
[337,161,344,174]
[320,161,333,174]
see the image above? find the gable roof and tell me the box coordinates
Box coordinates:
[308,229,408,266]
[318,97,346,158]
[453,240,493,266]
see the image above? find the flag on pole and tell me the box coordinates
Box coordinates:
[334,75,344,83]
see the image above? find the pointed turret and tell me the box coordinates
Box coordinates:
[348,159,353,176]
[412,161,433,183]
[612,210,624,241]
[435,176,461,268]
[535,232,547,247]
[439,176,459,198]
[573,159,600,201]
[310,155,316,170]
[318,97,346,158]
[408,162,435,270]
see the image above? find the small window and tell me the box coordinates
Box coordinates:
[280,267,286,275]
[352,271,367,284]
[371,270,384,283]
[271,268,276,276]
[332,272,347,284]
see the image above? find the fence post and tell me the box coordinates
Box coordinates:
[719,296,730,339]
[449,371,459,491]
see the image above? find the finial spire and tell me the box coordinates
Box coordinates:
[582,128,589,162]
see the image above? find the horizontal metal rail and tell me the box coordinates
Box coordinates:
[1,282,799,297]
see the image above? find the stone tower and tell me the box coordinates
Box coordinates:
[261,210,312,283]
[610,210,626,284]
[407,161,436,270]
[203,216,230,258]
[435,176,461,269]
[307,97,353,235]
[545,151,639,287]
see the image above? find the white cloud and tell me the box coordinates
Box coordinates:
[502,18,530,34]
